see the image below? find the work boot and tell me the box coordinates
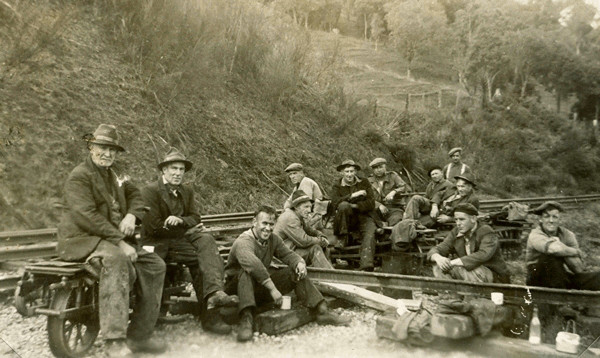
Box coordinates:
[206,290,239,310]
[202,309,232,335]
[314,301,351,326]
[105,339,133,357]
[126,337,167,354]
[237,309,254,342]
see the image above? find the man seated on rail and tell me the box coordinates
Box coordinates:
[274,190,333,269]
[56,124,166,357]
[140,148,238,334]
[367,157,411,227]
[442,147,472,184]
[224,205,350,342]
[330,159,378,271]
[427,203,511,283]
[283,162,326,229]
[526,201,600,290]
[400,166,453,223]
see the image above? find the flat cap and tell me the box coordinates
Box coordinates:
[454,173,476,187]
[448,147,463,156]
[531,201,564,215]
[285,163,303,172]
[290,189,312,208]
[336,159,361,172]
[369,158,387,168]
[454,203,479,216]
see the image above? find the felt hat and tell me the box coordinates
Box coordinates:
[85,124,125,151]
[158,148,193,171]
[454,173,476,187]
[448,147,463,156]
[369,158,387,168]
[285,163,303,172]
[290,190,312,208]
[336,159,361,172]
[453,203,479,216]
[531,201,564,215]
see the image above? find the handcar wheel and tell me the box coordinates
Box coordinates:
[47,285,99,358]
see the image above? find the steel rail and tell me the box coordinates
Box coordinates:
[0,275,19,292]
[307,268,600,306]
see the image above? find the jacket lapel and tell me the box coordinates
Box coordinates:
[85,157,114,210]
[157,178,177,214]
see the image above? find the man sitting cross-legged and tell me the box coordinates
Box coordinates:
[141,148,238,335]
[225,205,350,342]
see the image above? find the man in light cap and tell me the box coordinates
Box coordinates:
[330,159,377,271]
[283,163,325,229]
[274,190,333,268]
[141,148,238,334]
[427,203,510,283]
[367,157,411,227]
[57,124,167,356]
[526,201,600,290]
[443,147,472,184]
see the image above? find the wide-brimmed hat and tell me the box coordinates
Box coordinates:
[531,201,564,215]
[454,173,476,187]
[157,148,193,171]
[369,158,387,168]
[85,124,125,152]
[290,190,312,208]
[336,159,361,171]
[454,203,478,216]
[448,147,463,156]
[285,163,303,172]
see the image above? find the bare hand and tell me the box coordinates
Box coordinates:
[118,240,138,262]
[295,261,307,280]
[379,204,389,215]
[270,288,283,306]
[434,255,452,272]
[384,191,396,202]
[119,213,136,237]
[437,214,452,223]
[430,206,439,219]
[450,258,463,267]
[319,236,329,248]
[164,215,184,227]
[351,190,366,199]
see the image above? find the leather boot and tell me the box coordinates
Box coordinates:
[237,309,254,342]
[314,301,351,327]
[126,337,167,354]
[202,308,232,335]
[206,290,239,310]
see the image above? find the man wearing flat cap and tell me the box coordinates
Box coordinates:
[367,158,411,227]
[141,148,238,334]
[274,190,333,269]
[443,147,472,184]
[57,124,167,356]
[427,203,510,283]
[283,163,325,229]
[526,201,600,290]
[330,159,377,271]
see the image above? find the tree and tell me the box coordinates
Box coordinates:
[354,0,384,40]
[370,12,385,50]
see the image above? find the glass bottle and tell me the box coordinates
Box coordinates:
[529,306,541,344]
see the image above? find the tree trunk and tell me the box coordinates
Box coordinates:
[364,13,367,40]
[305,14,308,28]
[520,76,528,100]
[406,66,411,80]
[293,9,297,24]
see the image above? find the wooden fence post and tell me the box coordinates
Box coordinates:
[406,94,410,111]
[438,90,442,108]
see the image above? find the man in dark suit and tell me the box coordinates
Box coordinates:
[141,148,237,335]
[57,124,167,357]
[427,203,510,283]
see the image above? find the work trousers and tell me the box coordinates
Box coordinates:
[333,202,377,268]
[295,245,333,269]
[87,240,166,341]
[224,267,324,313]
[433,264,494,283]
[526,254,600,290]
[376,205,404,227]
[403,195,431,221]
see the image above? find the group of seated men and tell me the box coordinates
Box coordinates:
[57,124,349,357]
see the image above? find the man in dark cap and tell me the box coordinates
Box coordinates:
[225,205,350,342]
[427,203,510,283]
[141,148,238,334]
[401,166,453,223]
[330,159,377,271]
[367,157,411,227]
[274,190,333,269]
[526,201,600,290]
[443,147,472,184]
[57,124,167,356]
[283,162,325,229]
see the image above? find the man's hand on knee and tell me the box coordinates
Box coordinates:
[119,213,137,237]
[118,240,138,262]
[432,253,452,272]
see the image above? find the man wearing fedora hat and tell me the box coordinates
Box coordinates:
[443,147,472,184]
[330,159,377,271]
[283,163,326,229]
[526,201,600,290]
[427,203,510,283]
[140,148,238,334]
[367,157,411,227]
[274,190,333,269]
[57,124,167,356]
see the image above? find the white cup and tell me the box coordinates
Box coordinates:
[281,296,291,310]
[491,292,504,305]
[142,245,155,253]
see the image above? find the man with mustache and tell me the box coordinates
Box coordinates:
[141,148,238,334]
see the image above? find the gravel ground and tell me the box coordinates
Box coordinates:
[0,297,482,358]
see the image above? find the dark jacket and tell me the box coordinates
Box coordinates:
[425,179,453,201]
[427,223,510,283]
[432,187,479,215]
[57,156,146,261]
[140,179,202,259]
[330,176,376,214]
